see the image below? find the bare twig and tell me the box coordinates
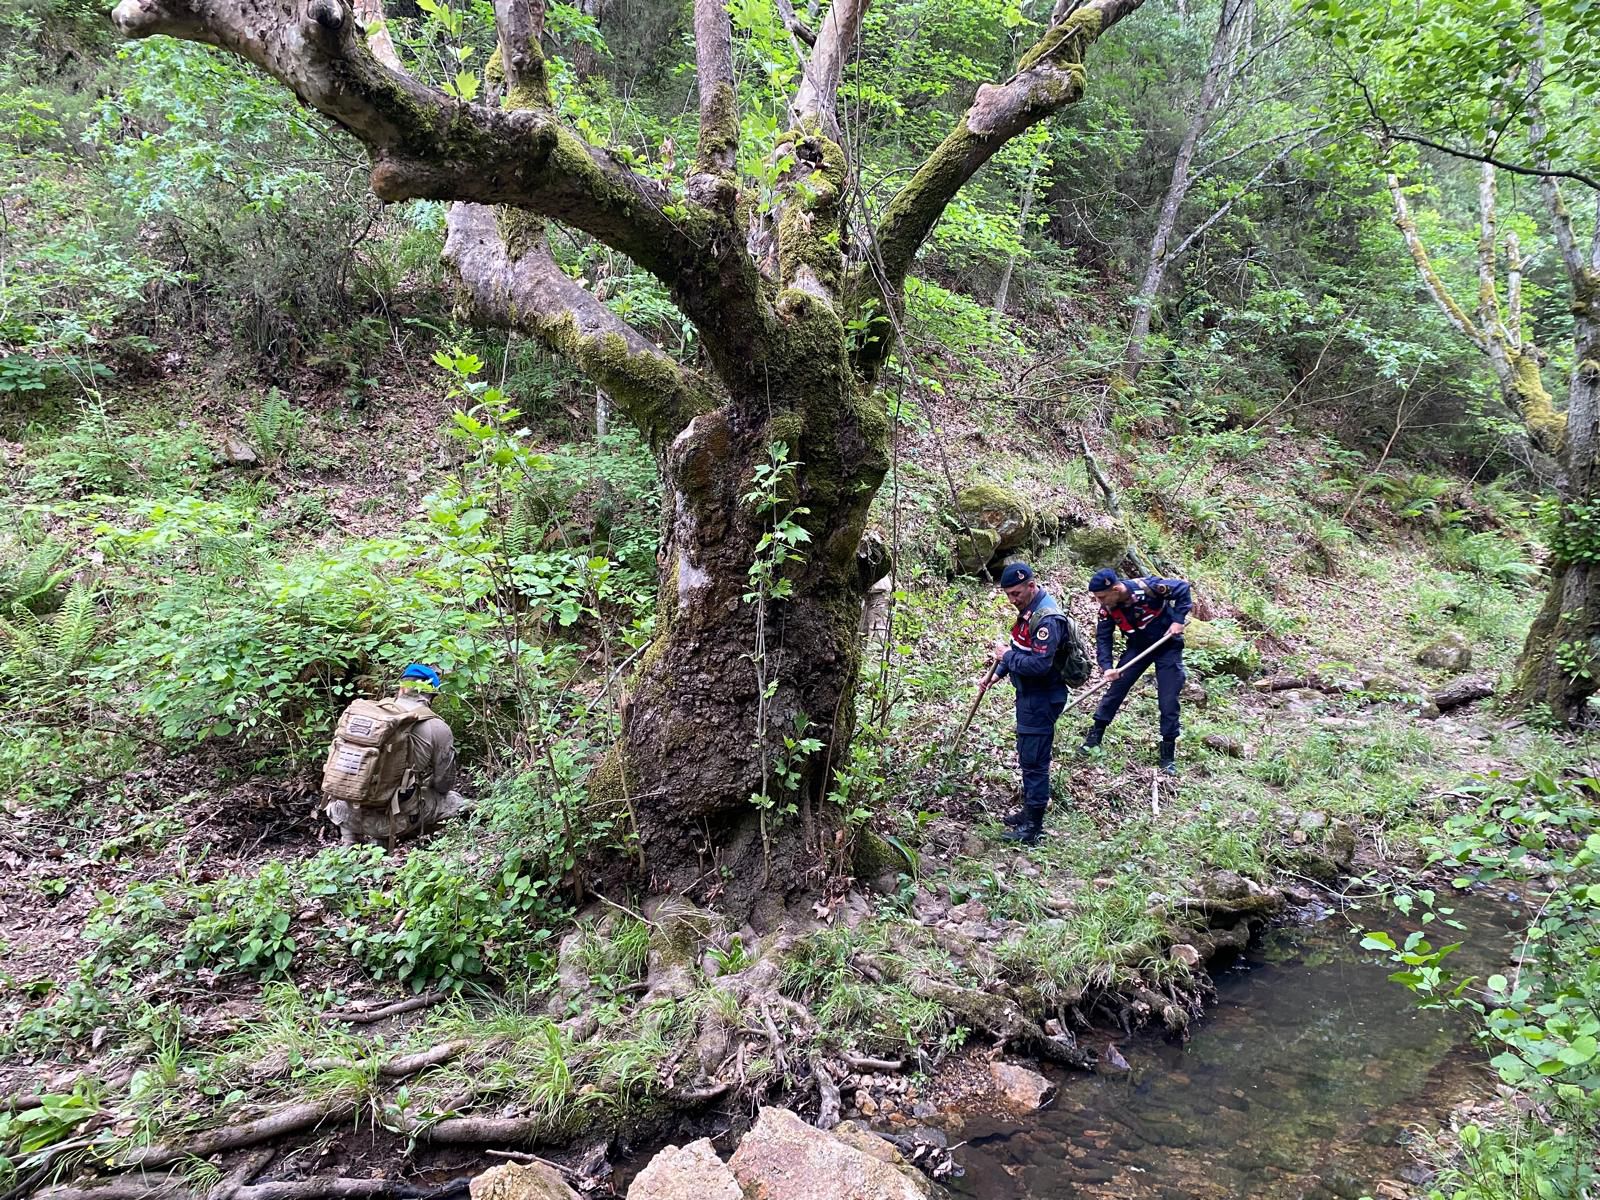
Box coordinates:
[320,992,446,1025]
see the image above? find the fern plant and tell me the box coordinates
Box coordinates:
[0,582,101,705]
[0,540,70,614]
[246,390,307,466]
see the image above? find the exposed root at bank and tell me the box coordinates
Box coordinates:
[35,865,1300,1198]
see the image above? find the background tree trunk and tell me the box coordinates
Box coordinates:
[1123,0,1246,380]
[1508,4,1600,724]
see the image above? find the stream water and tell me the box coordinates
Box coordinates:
[942,902,1513,1199]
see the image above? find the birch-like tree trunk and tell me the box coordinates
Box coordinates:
[109,0,1152,902]
[991,156,1041,323]
[1386,163,1564,456]
[1123,0,1247,381]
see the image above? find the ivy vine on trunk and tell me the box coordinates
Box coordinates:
[109,0,1151,905]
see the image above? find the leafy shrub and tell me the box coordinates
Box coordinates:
[1438,529,1542,586]
[0,581,100,708]
[0,537,70,614]
[245,390,308,467]
[1362,773,1600,1200]
[347,847,560,991]
[180,862,299,979]
[26,404,212,499]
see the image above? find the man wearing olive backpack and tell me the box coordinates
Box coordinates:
[321,663,468,846]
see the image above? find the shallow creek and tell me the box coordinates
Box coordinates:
[942,902,1513,1199]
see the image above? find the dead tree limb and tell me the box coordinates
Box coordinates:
[321,993,446,1025]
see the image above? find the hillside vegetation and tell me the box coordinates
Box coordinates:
[2,0,1598,1195]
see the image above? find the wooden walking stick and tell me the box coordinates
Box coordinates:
[947,667,998,756]
[1061,628,1178,715]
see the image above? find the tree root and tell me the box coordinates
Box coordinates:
[120,1097,363,1171]
[1161,890,1281,920]
[840,1053,904,1073]
[321,993,447,1025]
[298,1041,471,1079]
[36,1179,193,1200]
[38,1177,473,1200]
[900,974,1094,1070]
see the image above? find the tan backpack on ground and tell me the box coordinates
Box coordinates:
[320,697,426,809]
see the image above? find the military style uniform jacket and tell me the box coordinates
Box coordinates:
[1095,576,1193,669]
[394,693,457,802]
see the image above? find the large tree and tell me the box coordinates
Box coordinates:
[1509,1,1600,723]
[110,0,1151,897]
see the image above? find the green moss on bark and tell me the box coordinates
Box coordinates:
[1509,350,1564,453]
[1017,5,1103,72]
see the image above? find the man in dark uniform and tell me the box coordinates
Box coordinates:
[983,562,1072,846]
[1080,567,1192,775]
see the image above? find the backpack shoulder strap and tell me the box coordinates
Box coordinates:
[1025,593,1062,634]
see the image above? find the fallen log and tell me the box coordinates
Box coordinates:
[1429,675,1495,715]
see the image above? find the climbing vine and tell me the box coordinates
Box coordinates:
[742,442,821,878]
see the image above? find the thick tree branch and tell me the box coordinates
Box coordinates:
[773,0,816,46]
[1526,3,1598,291]
[108,0,765,356]
[350,0,398,69]
[689,0,738,211]
[443,205,712,453]
[1387,173,1486,352]
[792,0,870,141]
[494,0,549,102]
[855,0,1146,377]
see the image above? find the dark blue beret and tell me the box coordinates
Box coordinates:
[1087,568,1120,592]
[998,562,1034,587]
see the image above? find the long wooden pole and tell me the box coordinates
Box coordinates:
[1061,628,1178,715]
[947,669,998,755]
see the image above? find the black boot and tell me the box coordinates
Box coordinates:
[1158,738,1177,776]
[1078,719,1109,756]
[1002,808,1031,828]
[1001,807,1045,845]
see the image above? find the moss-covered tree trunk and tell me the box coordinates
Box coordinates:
[597,304,889,902]
[1387,163,1565,461]
[1509,23,1600,726]
[1514,298,1600,723]
[110,0,1150,898]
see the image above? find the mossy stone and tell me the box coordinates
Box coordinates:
[1062,522,1131,568]
[953,528,1001,575]
[852,828,910,878]
[956,483,1035,554]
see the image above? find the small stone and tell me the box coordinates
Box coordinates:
[858,1095,879,1117]
[1201,733,1245,758]
[1416,632,1472,673]
[221,436,259,467]
[1298,810,1328,833]
[989,1061,1055,1110]
[1169,943,1202,968]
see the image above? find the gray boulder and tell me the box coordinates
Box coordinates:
[728,1106,930,1200]
[1416,632,1472,673]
